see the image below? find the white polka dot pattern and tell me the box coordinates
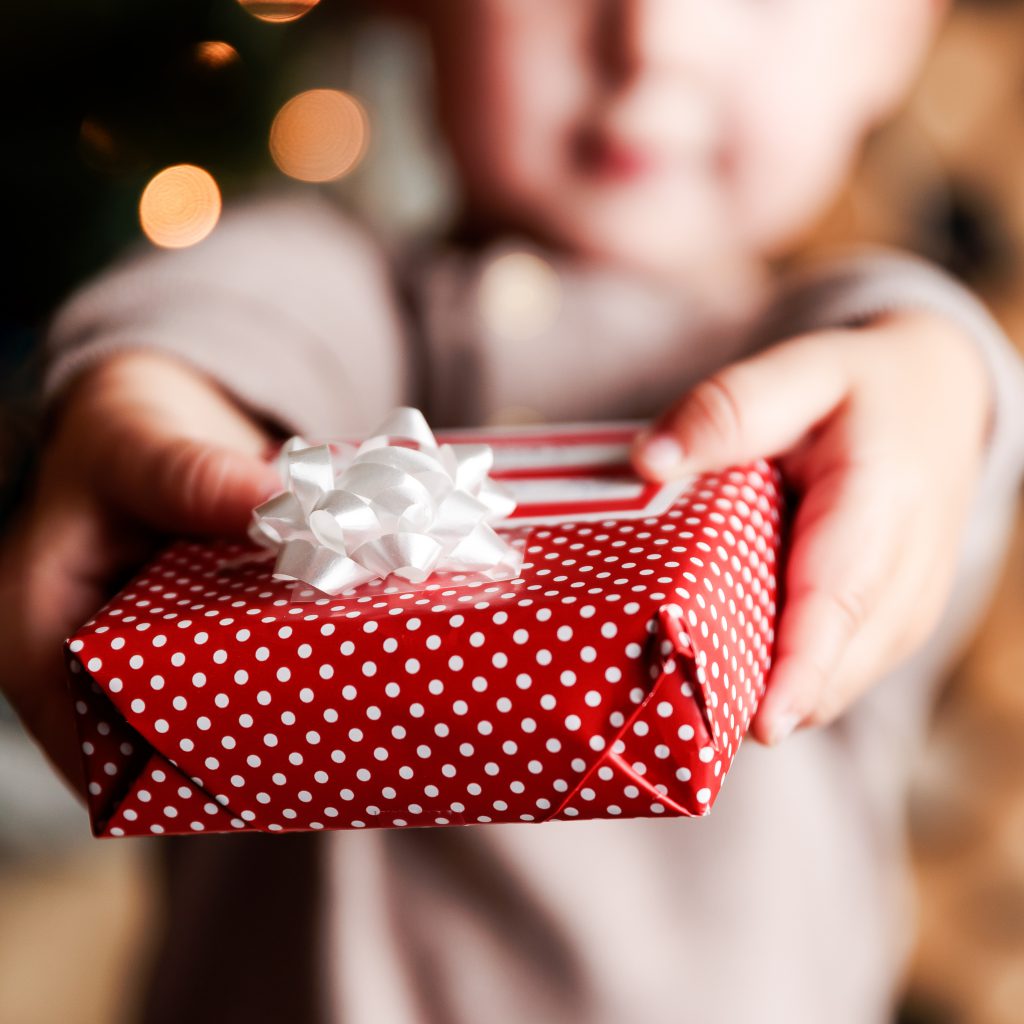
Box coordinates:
[65,448,784,838]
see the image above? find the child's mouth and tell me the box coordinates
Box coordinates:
[574,129,661,184]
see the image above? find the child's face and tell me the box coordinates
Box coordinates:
[421,0,936,277]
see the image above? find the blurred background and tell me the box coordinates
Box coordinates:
[2,0,1024,1021]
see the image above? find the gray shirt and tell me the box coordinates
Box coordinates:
[43,189,1024,1024]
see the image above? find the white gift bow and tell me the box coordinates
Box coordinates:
[249,407,522,594]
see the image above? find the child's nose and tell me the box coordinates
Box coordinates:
[594,0,720,154]
[600,0,704,85]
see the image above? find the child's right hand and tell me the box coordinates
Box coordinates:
[0,352,281,798]
[631,310,992,747]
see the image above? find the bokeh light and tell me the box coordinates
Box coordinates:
[237,0,320,24]
[269,89,369,183]
[478,252,562,341]
[138,164,222,249]
[193,41,240,69]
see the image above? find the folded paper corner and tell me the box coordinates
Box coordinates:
[653,602,725,752]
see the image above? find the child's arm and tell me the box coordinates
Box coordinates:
[0,191,413,795]
[632,251,1024,747]
[44,188,412,439]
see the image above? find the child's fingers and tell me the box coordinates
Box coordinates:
[0,497,113,799]
[630,331,852,478]
[58,350,281,537]
[809,502,959,726]
[750,464,904,745]
[12,660,88,799]
[101,428,282,537]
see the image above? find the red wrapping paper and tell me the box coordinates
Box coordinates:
[65,423,785,838]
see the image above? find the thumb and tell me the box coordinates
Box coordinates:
[102,429,282,537]
[631,331,854,479]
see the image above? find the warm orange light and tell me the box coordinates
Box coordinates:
[269,89,369,183]
[139,165,222,249]
[237,0,320,24]
[193,41,240,69]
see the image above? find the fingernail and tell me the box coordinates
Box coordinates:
[767,711,800,746]
[639,434,686,478]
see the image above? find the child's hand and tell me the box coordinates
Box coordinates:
[0,352,281,796]
[631,310,992,745]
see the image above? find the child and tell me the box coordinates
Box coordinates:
[4,0,1024,1021]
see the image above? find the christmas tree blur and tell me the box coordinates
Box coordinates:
[0,0,356,517]
[2,1,356,341]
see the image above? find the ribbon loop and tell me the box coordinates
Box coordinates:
[250,407,522,595]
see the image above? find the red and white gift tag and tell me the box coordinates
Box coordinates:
[66,421,785,838]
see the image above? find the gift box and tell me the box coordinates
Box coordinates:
[65,416,785,838]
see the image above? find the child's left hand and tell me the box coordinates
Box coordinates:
[631,309,992,745]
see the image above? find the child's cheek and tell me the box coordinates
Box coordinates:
[723,93,861,257]
[433,8,594,216]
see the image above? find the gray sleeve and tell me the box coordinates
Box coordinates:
[43,189,413,438]
[759,249,1024,798]
[758,248,1024,515]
